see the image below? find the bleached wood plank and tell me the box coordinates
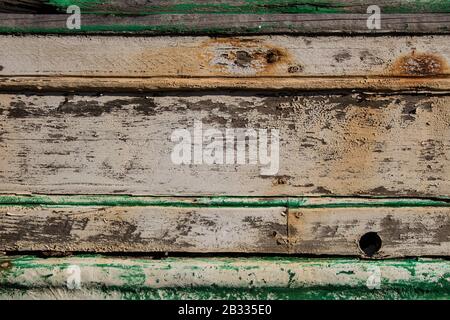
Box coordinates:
[0,35,448,90]
[1,93,450,197]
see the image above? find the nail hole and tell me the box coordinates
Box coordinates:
[235,50,252,67]
[265,49,279,63]
[359,232,382,256]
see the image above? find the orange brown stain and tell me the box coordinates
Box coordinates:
[200,37,299,76]
[390,51,448,76]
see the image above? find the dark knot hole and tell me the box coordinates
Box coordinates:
[359,232,382,256]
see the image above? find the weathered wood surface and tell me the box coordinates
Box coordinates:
[2,1,449,14]
[289,207,450,257]
[1,13,450,34]
[0,35,449,91]
[0,206,287,253]
[0,202,449,257]
[1,93,450,197]
[1,35,448,77]
[1,256,449,299]
[0,1,55,13]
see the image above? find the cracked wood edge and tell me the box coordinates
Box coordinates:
[2,76,450,92]
[0,256,449,299]
[1,13,450,34]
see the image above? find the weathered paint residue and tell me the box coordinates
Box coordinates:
[0,256,449,299]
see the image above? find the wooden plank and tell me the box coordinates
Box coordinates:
[289,207,450,258]
[1,198,450,256]
[3,1,449,14]
[1,93,450,197]
[1,34,448,77]
[0,35,449,91]
[0,206,288,253]
[1,13,450,34]
[1,255,449,299]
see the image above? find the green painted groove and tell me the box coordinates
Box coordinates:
[0,195,449,208]
[45,0,450,14]
[0,195,304,208]
[0,255,449,299]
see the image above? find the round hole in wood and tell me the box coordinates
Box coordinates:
[359,232,382,256]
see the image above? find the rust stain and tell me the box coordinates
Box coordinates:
[200,38,298,76]
[391,52,448,76]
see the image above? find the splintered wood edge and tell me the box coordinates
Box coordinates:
[1,76,450,91]
[0,255,449,299]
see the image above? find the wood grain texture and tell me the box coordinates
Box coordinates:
[1,93,450,197]
[0,1,56,13]
[1,34,448,91]
[1,13,450,34]
[289,207,450,257]
[0,35,448,79]
[0,206,288,253]
[3,1,449,14]
[0,204,450,256]
[1,256,449,299]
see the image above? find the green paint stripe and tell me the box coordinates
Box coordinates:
[0,195,449,208]
[0,256,449,299]
[0,195,303,208]
[45,0,450,14]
